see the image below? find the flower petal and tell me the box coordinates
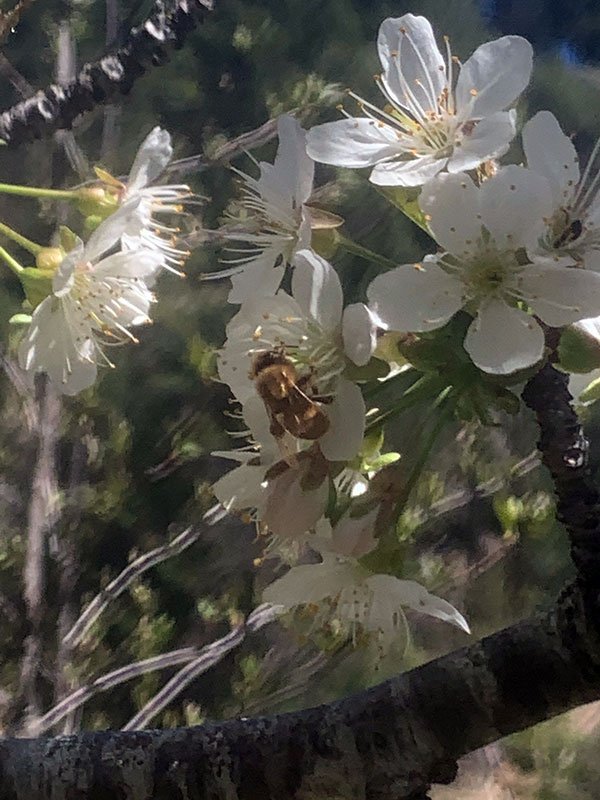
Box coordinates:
[479,165,554,250]
[227,258,286,304]
[464,299,544,374]
[447,111,516,173]
[377,15,445,112]
[456,36,533,119]
[127,127,173,194]
[342,302,378,366]
[291,249,343,331]
[367,259,465,332]
[522,111,579,209]
[262,465,329,538]
[263,558,358,608]
[273,114,315,206]
[306,118,400,168]
[19,296,97,395]
[319,378,365,461]
[212,463,267,511]
[519,265,600,326]
[364,575,470,634]
[419,172,482,256]
[369,155,444,187]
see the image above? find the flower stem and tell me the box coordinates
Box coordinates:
[0,182,78,200]
[0,245,23,274]
[388,388,458,528]
[336,234,396,269]
[365,373,446,431]
[0,221,43,256]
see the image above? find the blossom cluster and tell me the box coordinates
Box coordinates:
[19,127,192,395]
[10,11,600,655]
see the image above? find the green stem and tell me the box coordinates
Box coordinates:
[0,245,23,274]
[365,373,446,432]
[0,221,42,256]
[389,388,458,527]
[336,234,396,270]
[0,182,78,200]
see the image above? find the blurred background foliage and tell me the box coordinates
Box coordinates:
[0,0,599,796]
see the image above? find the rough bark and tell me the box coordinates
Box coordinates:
[1,364,600,798]
[0,0,214,147]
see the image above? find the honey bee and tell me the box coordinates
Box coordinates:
[250,351,331,443]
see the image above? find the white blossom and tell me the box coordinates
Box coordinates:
[306,14,532,187]
[263,521,470,652]
[204,115,315,303]
[96,126,193,274]
[218,249,375,462]
[523,110,600,271]
[367,167,600,374]
[19,216,163,395]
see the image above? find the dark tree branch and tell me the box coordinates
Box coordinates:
[0,0,214,147]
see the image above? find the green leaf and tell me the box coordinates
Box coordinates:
[376,185,430,232]
[558,325,600,373]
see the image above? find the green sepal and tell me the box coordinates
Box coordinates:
[376,185,429,232]
[59,226,78,252]
[310,227,340,260]
[19,267,54,309]
[360,428,384,460]
[8,313,32,325]
[558,325,600,373]
[579,375,600,404]
[344,356,389,383]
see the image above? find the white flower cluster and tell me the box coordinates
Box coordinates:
[207,13,600,652]
[15,11,600,654]
[19,127,191,395]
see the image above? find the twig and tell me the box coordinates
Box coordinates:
[63,504,228,649]
[0,0,215,146]
[121,604,279,731]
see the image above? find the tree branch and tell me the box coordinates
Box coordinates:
[0,0,215,147]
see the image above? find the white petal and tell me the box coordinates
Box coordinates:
[519,265,600,326]
[92,249,163,281]
[319,378,365,461]
[330,508,378,558]
[263,559,358,608]
[377,15,445,112]
[522,111,579,209]
[212,463,267,511]
[306,118,400,168]
[53,243,83,296]
[262,466,329,538]
[19,297,97,395]
[447,111,515,173]
[291,249,342,330]
[274,115,315,206]
[85,200,145,262]
[456,36,533,118]
[419,172,482,256]
[464,299,544,374]
[369,155,444,187]
[127,127,173,194]
[242,397,282,462]
[479,165,554,250]
[342,302,378,366]
[227,257,286,304]
[367,259,465,332]
[364,575,470,634]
